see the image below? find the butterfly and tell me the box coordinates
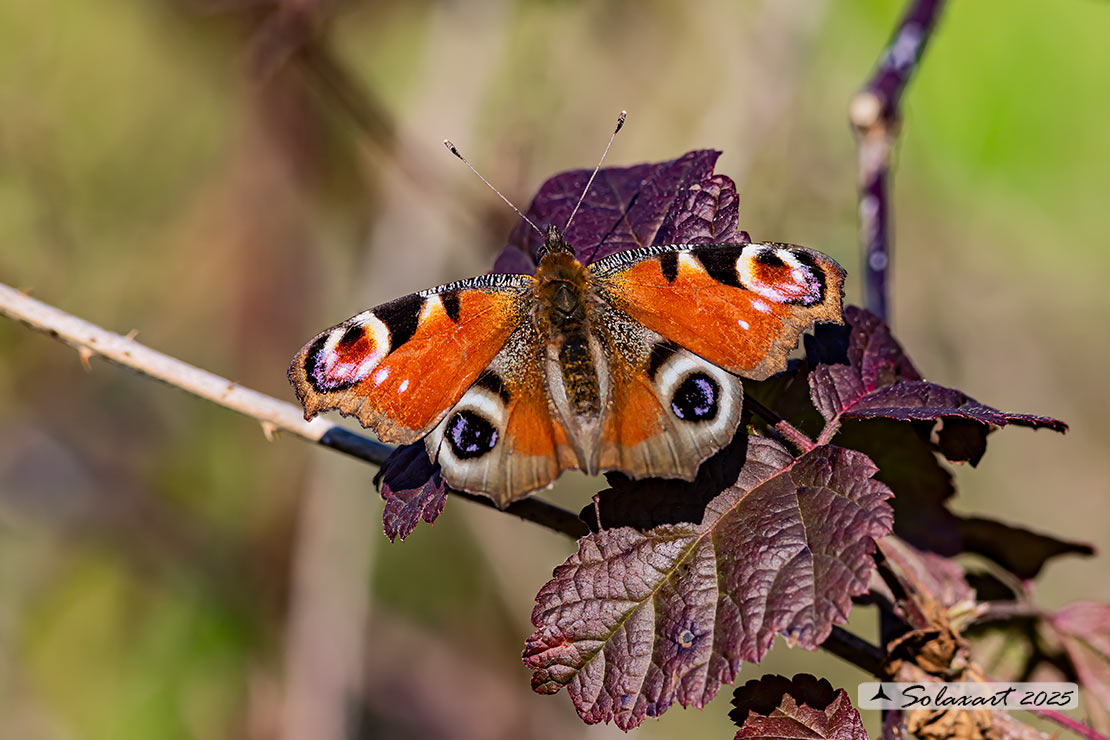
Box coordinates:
[289,223,844,508]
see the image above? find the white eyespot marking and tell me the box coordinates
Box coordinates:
[752,298,772,314]
[737,318,750,330]
[425,380,510,476]
[652,350,742,440]
[311,312,389,390]
[419,294,444,323]
[736,244,822,305]
[398,378,410,393]
[373,367,391,386]
[455,387,503,421]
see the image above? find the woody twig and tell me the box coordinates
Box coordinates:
[851,0,947,322]
[852,5,948,737]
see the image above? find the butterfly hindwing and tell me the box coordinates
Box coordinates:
[289,274,533,444]
[590,242,845,380]
[424,322,579,507]
[593,306,745,481]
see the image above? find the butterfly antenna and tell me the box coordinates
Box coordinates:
[563,110,627,233]
[443,139,543,238]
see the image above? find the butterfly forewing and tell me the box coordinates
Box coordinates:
[590,242,845,380]
[289,274,534,444]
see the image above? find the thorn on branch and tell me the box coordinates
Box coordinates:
[260,421,279,441]
[78,346,95,371]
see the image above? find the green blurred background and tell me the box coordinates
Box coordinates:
[1,1,1108,738]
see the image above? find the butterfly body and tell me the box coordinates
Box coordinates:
[291,226,844,506]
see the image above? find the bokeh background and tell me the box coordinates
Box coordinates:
[1,1,1108,738]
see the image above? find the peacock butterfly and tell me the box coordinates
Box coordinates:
[289,146,845,508]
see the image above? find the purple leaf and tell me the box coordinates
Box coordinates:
[494,150,747,271]
[375,442,448,542]
[730,675,867,740]
[809,307,1066,436]
[842,381,1068,430]
[1053,603,1110,733]
[745,360,828,439]
[935,417,988,466]
[656,172,745,246]
[488,244,538,276]
[523,439,893,730]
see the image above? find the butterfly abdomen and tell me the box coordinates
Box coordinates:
[532,250,607,464]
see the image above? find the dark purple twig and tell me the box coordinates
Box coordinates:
[851,0,947,321]
[319,429,587,538]
[319,426,394,464]
[496,496,591,538]
[853,9,947,735]
[822,626,885,677]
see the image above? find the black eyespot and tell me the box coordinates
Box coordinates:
[754,248,785,268]
[305,334,355,392]
[790,250,826,305]
[671,373,719,422]
[446,410,499,459]
[338,325,364,347]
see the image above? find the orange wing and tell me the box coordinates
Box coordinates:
[590,242,844,380]
[289,274,533,444]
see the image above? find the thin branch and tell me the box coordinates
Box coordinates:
[850,0,946,321]
[494,497,590,539]
[822,626,885,677]
[0,283,375,452]
[969,601,1045,626]
[295,41,400,159]
[0,282,584,537]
